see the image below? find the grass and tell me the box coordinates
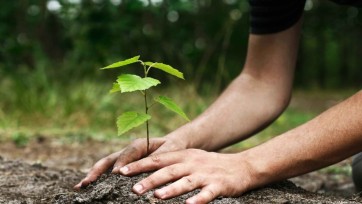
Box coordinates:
[0,72,213,143]
[0,72,357,181]
[0,71,357,151]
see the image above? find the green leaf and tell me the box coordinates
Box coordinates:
[117,74,160,93]
[154,96,190,121]
[144,62,184,79]
[101,55,140,69]
[109,82,121,93]
[117,112,151,136]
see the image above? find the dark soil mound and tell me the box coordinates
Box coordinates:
[1,157,361,204]
[56,174,362,204]
[0,156,84,204]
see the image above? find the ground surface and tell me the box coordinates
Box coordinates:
[1,156,361,204]
[0,137,361,203]
[1,90,361,203]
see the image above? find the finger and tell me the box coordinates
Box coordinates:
[113,138,164,173]
[132,163,188,195]
[74,152,120,189]
[120,150,184,176]
[186,186,219,204]
[154,176,198,200]
[112,139,147,173]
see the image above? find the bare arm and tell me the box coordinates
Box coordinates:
[243,90,362,189]
[166,20,302,151]
[120,90,362,204]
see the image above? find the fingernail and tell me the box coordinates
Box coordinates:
[133,184,143,194]
[186,198,196,204]
[119,166,129,174]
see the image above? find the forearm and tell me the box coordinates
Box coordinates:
[244,90,362,188]
[166,74,290,151]
[165,21,302,151]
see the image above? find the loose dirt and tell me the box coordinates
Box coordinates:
[0,137,361,203]
[1,157,361,204]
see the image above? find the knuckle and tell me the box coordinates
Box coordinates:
[208,188,216,197]
[184,176,196,188]
[203,188,217,200]
[150,154,161,164]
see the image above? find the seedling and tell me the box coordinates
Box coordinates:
[101,55,189,154]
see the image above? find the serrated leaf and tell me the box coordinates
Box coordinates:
[101,55,140,69]
[144,62,184,79]
[117,112,151,136]
[109,82,121,93]
[117,74,160,93]
[154,96,190,121]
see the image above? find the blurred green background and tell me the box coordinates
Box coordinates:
[0,0,361,147]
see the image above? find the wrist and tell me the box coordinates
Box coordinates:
[237,150,275,190]
[164,121,203,150]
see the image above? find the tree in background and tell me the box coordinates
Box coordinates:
[0,0,361,89]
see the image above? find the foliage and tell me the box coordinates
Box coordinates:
[0,71,204,140]
[0,0,361,150]
[101,56,189,153]
[0,0,361,90]
[116,112,151,136]
[154,96,190,121]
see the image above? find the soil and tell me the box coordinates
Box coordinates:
[0,156,83,204]
[0,157,361,204]
[0,137,362,203]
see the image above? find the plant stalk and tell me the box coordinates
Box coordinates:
[143,62,150,155]
[144,89,150,155]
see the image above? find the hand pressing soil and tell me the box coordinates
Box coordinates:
[0,157,361,204]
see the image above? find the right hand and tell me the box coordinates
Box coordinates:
[73,137,185,190]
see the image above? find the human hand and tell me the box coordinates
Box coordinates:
[74,137,186,189]
[119,149,255,204]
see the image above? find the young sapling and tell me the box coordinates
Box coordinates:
[101,55,189,154]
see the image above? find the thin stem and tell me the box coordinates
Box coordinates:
[139,60,147,74]
[142,61,150,155]
[144,89,150,155]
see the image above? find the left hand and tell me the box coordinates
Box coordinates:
[119,149,255,204]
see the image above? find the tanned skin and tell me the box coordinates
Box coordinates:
[75,19,362,204]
